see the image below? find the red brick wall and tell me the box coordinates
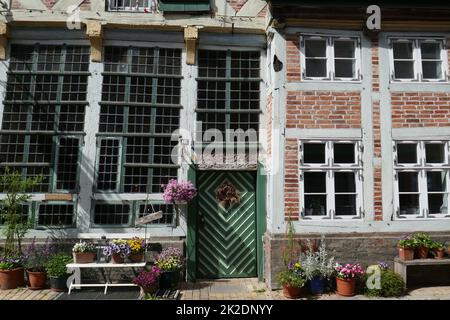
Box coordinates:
[284,139,299,220]
[41,0,57,9]
[226,0,248,12]
[391,92,450,128]
[374,167,382,221]
[80,0,91,11]
[286,37,301,82]
[11,0,23,9]
[286,91,361,129]
[267,93,273,156]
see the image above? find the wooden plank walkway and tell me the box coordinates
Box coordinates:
[0,287,62,300]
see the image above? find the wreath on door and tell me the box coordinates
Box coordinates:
[216,181,240,209]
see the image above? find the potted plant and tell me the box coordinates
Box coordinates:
[301,238,335,294]
[45,253,73,292]
[334,263,365,297]
[23,238,53,290]
[162,179,197,204]
[133,266,161,295]
[0,256,24,290]
[397,234,416,261]
[364,262,406,297]
[127,237,145,263]
[103,239,131,263]
[155,247,184,290]
[0,168,41,290]
[72,241,96,263]
[431,242,446,260]
[277,261,306,299]
[412,233,434,259]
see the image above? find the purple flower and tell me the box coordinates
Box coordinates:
[133,266,162,287]
[162,180,197,204]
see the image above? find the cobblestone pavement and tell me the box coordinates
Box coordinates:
[2,280,450,300]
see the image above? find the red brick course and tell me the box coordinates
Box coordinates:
[284,138,299,220]
[286,91,361,129]
[374,167,382,221]
[226,0,248,12]
[391,92,450,128]
[286,37,301,82]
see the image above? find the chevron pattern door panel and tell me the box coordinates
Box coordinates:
[197,171,257,278]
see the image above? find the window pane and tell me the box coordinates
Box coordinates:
[334,40,355,58]
[305,59,327,78]
[304,195,327,216]
[38,204,74,226]
[304,172,326,193]
[335,195,356,216]
[426,143,445,164]
[397,144,417,164]
[422,61,442,80]
[334,60,355,78]
[394,61,415,79]
[398,172,419,192]
[393,42,413,59]
[428,194,448,214]
[427,171,447,192]
[335,172,356,193]
[334,143,355,163]
[399,194,420,215]
[303,143,326,164]
[305,39,326,57]
[421,42,441,59]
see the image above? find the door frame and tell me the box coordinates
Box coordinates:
[186,163,266,281]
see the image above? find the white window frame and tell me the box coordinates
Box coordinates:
[393,140,450,220]
[389,37,448,83]
[300,35,362,82]
[299,140,363,220]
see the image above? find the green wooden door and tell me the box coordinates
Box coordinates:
[197,171,257,278]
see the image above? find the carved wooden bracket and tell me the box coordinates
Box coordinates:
[85,20,103,62]
[0,22,9,61]
[184,26,198,65]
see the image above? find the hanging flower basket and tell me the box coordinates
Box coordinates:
[216,181,240,209]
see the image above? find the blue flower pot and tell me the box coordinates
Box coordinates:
[309,277,325,294]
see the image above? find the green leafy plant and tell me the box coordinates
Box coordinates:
[300,237,335,281]
[430,241,446,250]
[364,270,406,297]
[277,262,307,288]
[412,232,434,248]
[397,234,416,248]
[282,218,301,267]
[0,167,42,258]
[45,253,73,278]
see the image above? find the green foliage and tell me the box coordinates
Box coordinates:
[277,268,307,288]
[364,270,406,297]
[300,237,335,280]
[45,253,73,278]
[429,241,446,250]
[282,218,300,267]
[0,167,42,258]
[412,233,434,249]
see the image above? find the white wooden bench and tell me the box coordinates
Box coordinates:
[66,262,146,295]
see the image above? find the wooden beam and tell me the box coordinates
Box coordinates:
[184,26,198,65]
[0,22,9,60]
[85,20,103,62]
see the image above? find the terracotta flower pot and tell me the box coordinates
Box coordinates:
[129,252,144,263]
[27,271,47,290]
[417,246,429,259]
[111,253,125,264]
[336,277,356,297]
[398,247,414,261]
[435,249,445,260]
[0,267,24,290]
[282,285,302,299]
[73,252,96,264]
